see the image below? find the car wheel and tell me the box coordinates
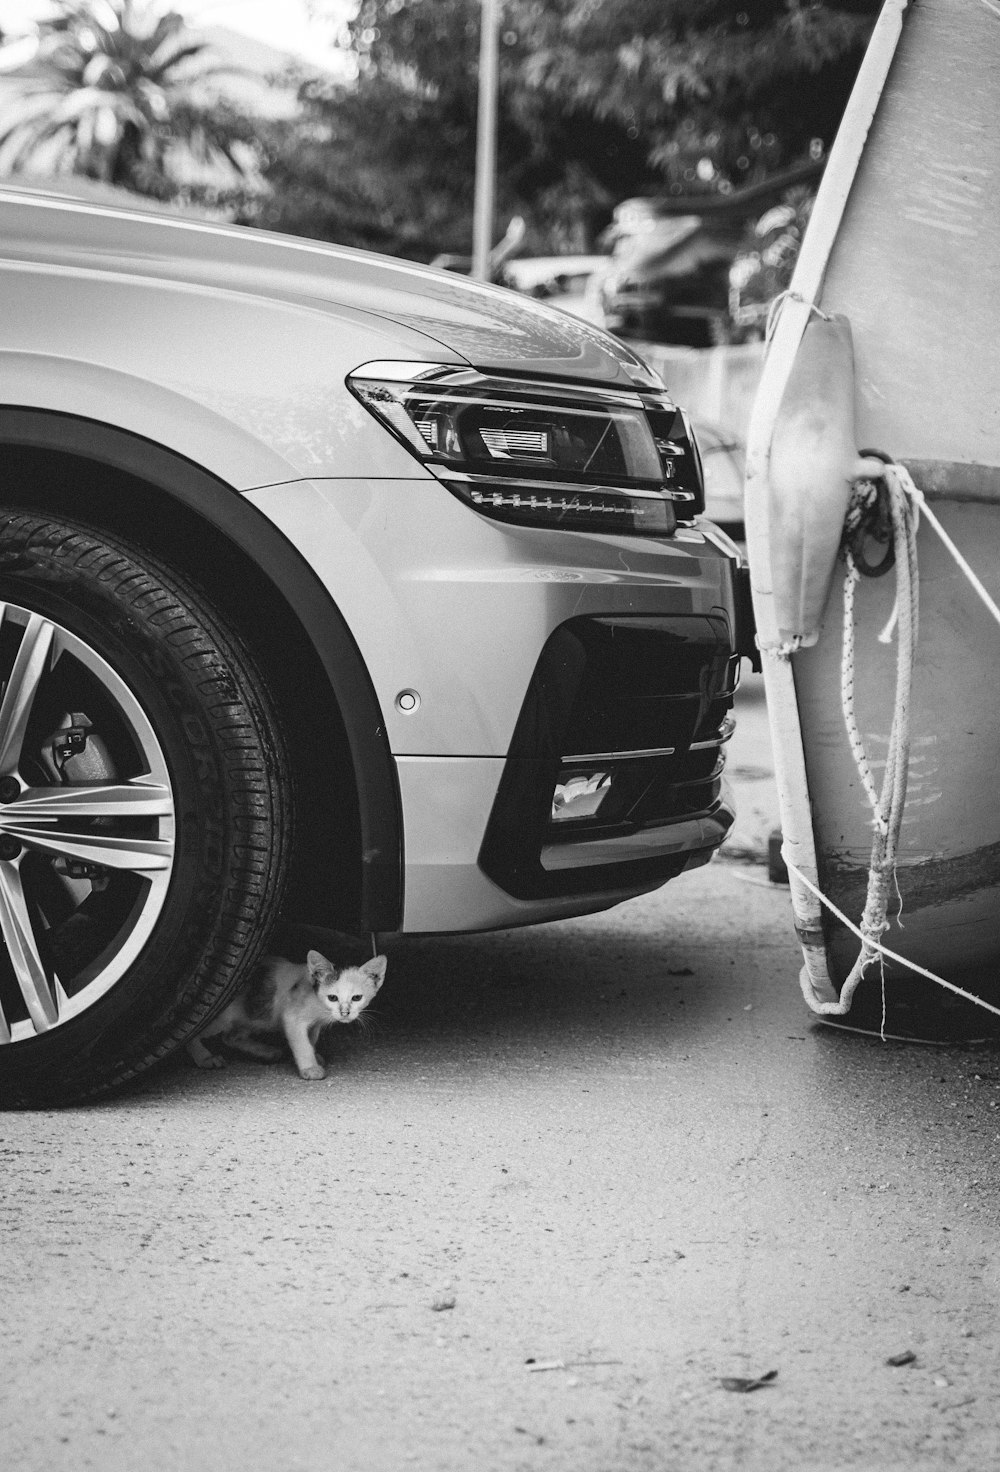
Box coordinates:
[0,509,291,1106]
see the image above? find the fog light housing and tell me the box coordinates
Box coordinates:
[551,770,613,823]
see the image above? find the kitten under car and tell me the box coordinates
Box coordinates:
[187,948,386,1081]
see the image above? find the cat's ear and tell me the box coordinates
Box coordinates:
[362,954,387,990]
[306,950,330,987]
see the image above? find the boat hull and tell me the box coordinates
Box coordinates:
[794,0,1000,997]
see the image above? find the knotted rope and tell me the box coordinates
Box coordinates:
[827,467,916,1019]
[794,461,1000,1026]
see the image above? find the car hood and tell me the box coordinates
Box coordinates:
[0,187,663,392]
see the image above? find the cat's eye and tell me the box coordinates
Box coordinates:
[351,994,363,1002]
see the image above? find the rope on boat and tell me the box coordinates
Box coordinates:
[840,549,889,833]
[785,857,1000,1022]
[795,460,1000,1026]
[899,467,1000,631]
[820,467,917,1018]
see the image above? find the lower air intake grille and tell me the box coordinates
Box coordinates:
[479,614,739,899]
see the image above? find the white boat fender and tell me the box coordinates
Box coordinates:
[765,313,884,652]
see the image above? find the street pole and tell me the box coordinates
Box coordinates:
[472,0,500,281]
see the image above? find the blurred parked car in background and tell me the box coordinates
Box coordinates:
[500,254,607,325]
[598,199,743,347]
[594,163,824,349]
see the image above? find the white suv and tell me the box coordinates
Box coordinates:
[0,185,751,1103]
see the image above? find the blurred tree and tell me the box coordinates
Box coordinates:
[259,0,879,256]
[0,0,261,201]
[250,0,660,257]
[514,0,881,194]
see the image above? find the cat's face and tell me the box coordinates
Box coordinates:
[307,950,387,1024]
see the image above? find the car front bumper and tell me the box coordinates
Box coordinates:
[247,476,747,933]
[397,752,734,931]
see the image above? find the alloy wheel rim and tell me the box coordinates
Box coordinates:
[0,602,176,1044]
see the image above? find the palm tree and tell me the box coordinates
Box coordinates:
[0,0,261,200]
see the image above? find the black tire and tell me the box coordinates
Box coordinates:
[0,508,291,1106]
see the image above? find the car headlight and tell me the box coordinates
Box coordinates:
[347,361,704,534]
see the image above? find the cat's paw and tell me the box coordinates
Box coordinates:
[186,1042,226,1069]
[298,1063,327,1081]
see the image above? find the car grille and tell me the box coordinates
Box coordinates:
[479,614,738,899]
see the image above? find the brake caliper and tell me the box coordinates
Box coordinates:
[41,712,116,785]
[41,712,120,888]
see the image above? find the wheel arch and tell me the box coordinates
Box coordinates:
[0,406,403,934]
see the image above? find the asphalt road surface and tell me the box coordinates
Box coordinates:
[4,679,1000,1471]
